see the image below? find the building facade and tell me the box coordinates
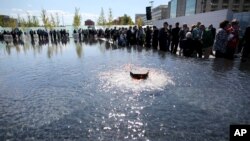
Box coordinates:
[152,5,168,21]
[137,0,249,25]
[85,19,95,26]
[135,5,169,25]
[185,0,197,16]
[170,0,186,18]
[168,0,250,18]
[204,0,250,13]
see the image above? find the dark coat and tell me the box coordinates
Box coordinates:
[182,38,196,57]
[158,28,170,51]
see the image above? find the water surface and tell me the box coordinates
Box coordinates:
[0,38,250,141]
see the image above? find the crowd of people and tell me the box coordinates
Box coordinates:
[0,28,71,45]
[95,20,249,62]
[73,28,98,41]
[1,20,250,62]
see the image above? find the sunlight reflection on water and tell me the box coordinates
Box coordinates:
[99,64,175,93]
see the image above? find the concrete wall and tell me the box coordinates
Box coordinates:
[153,9,233,29]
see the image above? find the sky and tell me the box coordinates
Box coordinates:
[0,0,170,25]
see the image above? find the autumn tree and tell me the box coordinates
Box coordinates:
[17,14,39,28]
[17,15,27,30]
[73,8,81,29]
[120,14,134,25]
[50,14,56,29]
[107,8,113,26]
[32,16,39,27]
[136,17,144,26]
[26,15,39,27]
[56,13,60,27]
[0,15,17,28]
[27,13,32,27]
[7,19,17,28]
[112,14,134,25]
[97,7,106,26]
[41,9,50,29]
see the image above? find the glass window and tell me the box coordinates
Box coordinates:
[244,0,250,3]
[233,0,240,3]
[185,0,196,16]
[222,5,228,9]
[170,0,177,18]
[243,5,250,9]
[211,0,219,3]
[233,5,240,8]
[211,5,218,9]
[223,0,228,3]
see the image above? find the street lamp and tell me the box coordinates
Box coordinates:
[149,1,154,25]
[150,1,154,8]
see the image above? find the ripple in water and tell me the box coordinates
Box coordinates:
[99,64,175,93]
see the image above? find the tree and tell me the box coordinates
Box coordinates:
[18,15,27,30]
[17,14,21,27]
[27,13,32,27]
[136,17,144,26]
[56,12,60,27]
[25,14,39,27]
[73,7,81,29]
[7,19,17,28]
[20,17,27,30]
[32,16,39,27]
[41,9,50,29]
[97,7,106,26]
[116,14,134,25]
[107,8,113,26]
[50,14,56,28]
[0,15,17,27]
[17,14,39,28]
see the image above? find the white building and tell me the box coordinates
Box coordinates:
[152,5,168,21]
[153,9,250,34]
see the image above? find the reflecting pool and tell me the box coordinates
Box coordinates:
[0,38,250,141]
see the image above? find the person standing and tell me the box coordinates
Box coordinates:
[208,24,216,56]
[126,26,132,46]
[111,27,118,44]
[145,26,152,47]
[209,24,216,41]
[179,24,189,56]
[30,29,34,41]
[167,25,172,51]
[131,26,137,46]
[192,22,203,58]
[226,19,240,59]
[137,26,145,46]
[158,22,170,51]
[241,26,250,62]
[171,22,181,54]
[152,26,159,49]
[200,24,214,59]
[213,20,230,58]
[78,29,82,41]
